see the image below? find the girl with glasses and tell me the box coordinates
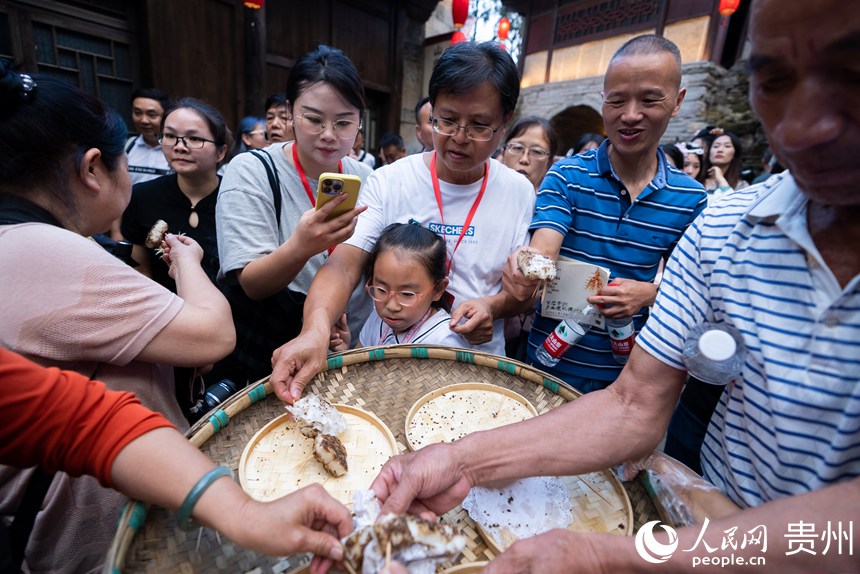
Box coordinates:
[330,222,464,350]
[216,45,373,383]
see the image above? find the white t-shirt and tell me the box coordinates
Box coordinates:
[346,153,535,355]
[126,135,172,185]
[359,307,467,347]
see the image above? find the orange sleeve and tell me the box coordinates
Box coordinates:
[0,348,175,487]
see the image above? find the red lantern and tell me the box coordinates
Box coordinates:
[452,0,469,29]
[497,17,511,40]
[719,0,740,17]
[243,0,264,8]
[451,30,467,45]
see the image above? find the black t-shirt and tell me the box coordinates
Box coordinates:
[121,173,221,292]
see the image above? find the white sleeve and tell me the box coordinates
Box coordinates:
[345,168,386,253]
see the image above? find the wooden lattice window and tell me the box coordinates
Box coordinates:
[555,0,660,45]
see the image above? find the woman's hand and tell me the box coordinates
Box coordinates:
[160,233,204,279]
[707,166,729,188]
[291,196,367,259]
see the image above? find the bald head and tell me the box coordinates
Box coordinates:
[609,34,683,89]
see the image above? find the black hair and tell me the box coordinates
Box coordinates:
[0,60,127,212]
[163,97,232,167]
[610,34,682,88]
[660,143,685,170]
[503,115,559,159]
[379,132,405,150]
[414,96,431,124]
[711,131,744,188]
[264,92,287,112]
[365,222,451,312]
[131,87,172,112]
[286,45,365,116]
[570,133,605,155]
[429,41,520,118]
[229,116,265,160]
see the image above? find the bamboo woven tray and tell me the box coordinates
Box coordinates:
[405,382,539,450]
[106,345,662,574]
[239,405,397,505]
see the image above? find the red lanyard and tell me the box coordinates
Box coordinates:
[381,307,434,345]
[292,143,343,207]
[292,143,343,255]
[430,152,489,274]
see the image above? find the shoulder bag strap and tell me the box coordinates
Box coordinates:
[249,149,282,230]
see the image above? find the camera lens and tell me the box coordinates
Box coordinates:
[333,182,343,191]
[204,378,239,409]
[323,179,332,186]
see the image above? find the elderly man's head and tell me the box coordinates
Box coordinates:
[748,0,859,205]
[601,35,686,160]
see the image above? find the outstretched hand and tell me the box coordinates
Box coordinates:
[450,298,494,345]
[269,328,330,404]
[160,233,204,279]
[371,443,474,519]
[586,278,657,318]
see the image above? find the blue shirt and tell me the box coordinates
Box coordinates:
[527,141,707,386]
[638,173,860,508]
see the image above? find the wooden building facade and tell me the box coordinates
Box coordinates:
[0,0,437,147]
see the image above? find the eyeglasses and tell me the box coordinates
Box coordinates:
[294,114,362,139]
[505,142,551,160]
[365,281,437,307]
[158,134,216,149]
[430,115,504,142]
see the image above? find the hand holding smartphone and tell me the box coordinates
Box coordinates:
[315,173,361,220]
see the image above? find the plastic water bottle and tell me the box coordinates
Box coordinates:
[607,317,635,364]
[535,304,600,367]
[683,322,746,385]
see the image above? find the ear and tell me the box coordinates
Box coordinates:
[433,277,449,301]
[216,145,227,164]
[78,148,106,194]
[671,87,687,118]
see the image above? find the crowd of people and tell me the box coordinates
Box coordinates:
[0,0,857,571]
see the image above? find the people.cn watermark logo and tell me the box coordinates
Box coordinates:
[635,520,680,564]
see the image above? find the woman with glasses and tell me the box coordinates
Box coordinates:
[0,63,235,573]
[270,41,537,405]
[499,116,559,192]
[121,97,229,292]
[330,222,464,350]
[216,45,372,384]
[227,115,267,162]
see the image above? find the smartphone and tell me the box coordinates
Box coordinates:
[315,172,362,220]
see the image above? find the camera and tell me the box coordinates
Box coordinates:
[188,378,240,420]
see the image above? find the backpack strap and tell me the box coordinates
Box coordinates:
[249,149,282,230]
[124,135,139,154]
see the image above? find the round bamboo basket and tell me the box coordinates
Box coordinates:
[106,345,662,573]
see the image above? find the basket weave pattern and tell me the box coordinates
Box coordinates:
[109,346,659,573]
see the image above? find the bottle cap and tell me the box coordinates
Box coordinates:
[698,329,736,362]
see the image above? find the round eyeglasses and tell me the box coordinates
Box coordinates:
[294,114,362,140]
[505,142,551,160]
[158,134,216,149]
[365,282,437,307]
[429,115,504,142]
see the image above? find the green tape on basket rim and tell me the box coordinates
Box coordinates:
[248,384,267,404]
[542,377,559,394]
[411,347,429,359]
[327,355,343,370]
[368,348,385,361]
[456,350,475,364]
[208,409,229,432]
[127,502,148,531]
[497,360,517,375]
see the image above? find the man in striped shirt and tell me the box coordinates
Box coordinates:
[521,35,707,392]
[370,1,859,571]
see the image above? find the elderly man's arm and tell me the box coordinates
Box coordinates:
[269,244,368,403]
[373,345,685,516]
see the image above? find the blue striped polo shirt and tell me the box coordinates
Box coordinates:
[526,141,707,386]
[638,172,860,508]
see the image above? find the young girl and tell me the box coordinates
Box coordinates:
[331,223,466,349]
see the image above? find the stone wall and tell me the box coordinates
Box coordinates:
[517,59,766,169]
